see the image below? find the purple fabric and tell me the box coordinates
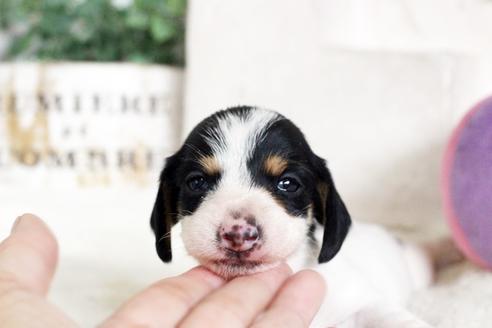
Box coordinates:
[451,98,492,265]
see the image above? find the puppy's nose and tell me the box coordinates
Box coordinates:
[219,221,260,252]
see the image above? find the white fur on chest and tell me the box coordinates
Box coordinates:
[291,222,431,327]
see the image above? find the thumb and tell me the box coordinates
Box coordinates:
[0,214,58,295]
[0,214,78,327]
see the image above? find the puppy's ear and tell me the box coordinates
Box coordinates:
[150,153,181,263]
[313,157,352,263]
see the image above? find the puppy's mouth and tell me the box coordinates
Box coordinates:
[222,246,257,259]
[200,252,280,279]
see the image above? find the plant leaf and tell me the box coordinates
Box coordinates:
[150,15,174,42]
[126,8,148,29]
[167,0,186,16]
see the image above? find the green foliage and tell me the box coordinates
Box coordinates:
[0,0,186,66]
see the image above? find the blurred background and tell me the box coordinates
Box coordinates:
[1,0,492,326]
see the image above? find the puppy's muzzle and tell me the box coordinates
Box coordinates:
[218,217,262,254]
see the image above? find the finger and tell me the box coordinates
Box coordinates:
[0,214,58,296]
[0,214,76,327]
[100,266,224,328]
[251,270,326,328]
[179,263,292,328]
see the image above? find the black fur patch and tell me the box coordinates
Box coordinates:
[247,118,320,218]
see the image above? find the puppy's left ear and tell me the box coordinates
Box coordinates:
[150,153,181,263]
[313,157,352,263]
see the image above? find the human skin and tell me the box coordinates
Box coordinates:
[0,214,325,328]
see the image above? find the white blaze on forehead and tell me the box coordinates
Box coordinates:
[204,108,281,186]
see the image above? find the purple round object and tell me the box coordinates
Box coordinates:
[442,96,492,269]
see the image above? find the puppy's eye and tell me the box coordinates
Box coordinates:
[186,175,209,192]
[277,177,300,192]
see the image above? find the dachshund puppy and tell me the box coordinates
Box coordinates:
[150,106,435,327]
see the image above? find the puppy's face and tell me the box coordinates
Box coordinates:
[150,107,351,278]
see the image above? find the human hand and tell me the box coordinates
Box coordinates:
[0,214,325,328]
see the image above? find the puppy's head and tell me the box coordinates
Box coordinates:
[150,106,351,278]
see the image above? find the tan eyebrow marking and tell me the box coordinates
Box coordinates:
[198,155,221,175]
[264,155,288,176]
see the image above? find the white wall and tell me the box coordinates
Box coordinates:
[184,0,492,236]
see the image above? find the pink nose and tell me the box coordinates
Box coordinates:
[219,222,260,252]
